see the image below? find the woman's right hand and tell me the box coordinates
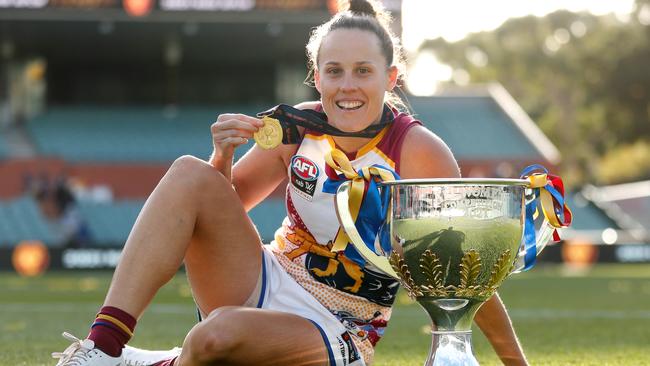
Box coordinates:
[210,113,265,177]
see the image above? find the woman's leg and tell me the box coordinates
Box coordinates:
[103,155,263,318]
[177,307,330,366]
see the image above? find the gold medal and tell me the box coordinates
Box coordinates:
[254,116,283,149]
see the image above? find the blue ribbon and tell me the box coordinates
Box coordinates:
[521,164,545,270]
[323,165,400,267]
[522,192,539,271]
[519,164,574,271]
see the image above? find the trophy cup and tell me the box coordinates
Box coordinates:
[335,178,566,365]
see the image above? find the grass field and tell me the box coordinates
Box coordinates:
[1,264,650,365]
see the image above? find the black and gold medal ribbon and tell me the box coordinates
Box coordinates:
[254,104,395,149]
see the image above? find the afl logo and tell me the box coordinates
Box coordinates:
[291,156,319,181]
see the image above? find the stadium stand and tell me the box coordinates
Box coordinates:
[25,97,550,164]
[75,197,286,246]
[564,193,620,231]
[4,92,559,248]
[77,199,145,246]
[248,198,287,243]
[1,104,289,248]
[0,133,7,159]
[409,96,545,160]
[26,105,266,162]
[0,196,55,247]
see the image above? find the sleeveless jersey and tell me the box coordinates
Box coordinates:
[269,107,421,361]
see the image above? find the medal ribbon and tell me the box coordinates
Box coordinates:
[257,104,395,144]
[322,149,400,267]
[520,164,573,270]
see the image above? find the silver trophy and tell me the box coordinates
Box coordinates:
[336,179,556,366]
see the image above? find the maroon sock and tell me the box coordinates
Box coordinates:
[153,357,177,366]
[87,306,137,357]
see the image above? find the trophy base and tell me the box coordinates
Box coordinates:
[425,330,479,366]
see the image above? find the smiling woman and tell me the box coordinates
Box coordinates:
[305,0,404,142]
[314,29,398,139]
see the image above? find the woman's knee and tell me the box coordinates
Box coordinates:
[168,155,229,192]
[184,307,244,363]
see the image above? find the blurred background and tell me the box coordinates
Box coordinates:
[1,1,650,365]
[0,0,648,272]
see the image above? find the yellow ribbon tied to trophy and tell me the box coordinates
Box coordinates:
[323,149,399,259]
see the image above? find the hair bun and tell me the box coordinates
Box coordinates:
[348,0,377,17]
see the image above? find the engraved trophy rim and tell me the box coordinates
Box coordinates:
[380,178,529,186]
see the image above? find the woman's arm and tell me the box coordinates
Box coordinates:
[216,102,319,212]
[208,112,290,212]
[399,125,460,179]
[474,293,528,366]
[399,125,528,366]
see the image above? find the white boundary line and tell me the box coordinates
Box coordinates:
[2,303,650,320]
[0,303,196,314]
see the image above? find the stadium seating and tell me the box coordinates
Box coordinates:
[0,196,55,247]
[2,104,290,249]
[26,105,266,162]
[0,196,287,248]
[76,199,145,246]
[409,96,544,160]
[564,193,620,231]
[0,190,623,249]
[247,198,287,243]
[24,98,545,163]
[4,98,550,249]
[76,198,286,246]
[0,133,7,159]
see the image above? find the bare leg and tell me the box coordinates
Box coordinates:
[177,307,330,366]
[101,156,332,365]
[103,155,263,317]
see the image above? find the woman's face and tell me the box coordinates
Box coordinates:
[315,28,397,133]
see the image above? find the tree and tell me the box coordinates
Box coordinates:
[420,8,650,186]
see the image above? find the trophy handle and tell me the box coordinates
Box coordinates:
[335,181,400,279]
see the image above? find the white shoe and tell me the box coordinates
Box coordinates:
[52,332,124,366]
[122,345,181,366]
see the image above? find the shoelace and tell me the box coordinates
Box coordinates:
[51,332,94,366]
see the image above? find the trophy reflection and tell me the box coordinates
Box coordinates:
[336,178,562,366]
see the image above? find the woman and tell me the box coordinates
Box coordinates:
[53,1,528,365]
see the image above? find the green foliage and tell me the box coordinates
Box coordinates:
[420,9,650,187]
[599,140,650,184]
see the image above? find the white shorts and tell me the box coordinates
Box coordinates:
[257,245,366,366]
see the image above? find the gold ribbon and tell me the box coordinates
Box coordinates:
[526,173,566,228]
[325,149,396,253]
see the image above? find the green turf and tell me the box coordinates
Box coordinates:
[1,264,650,365]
